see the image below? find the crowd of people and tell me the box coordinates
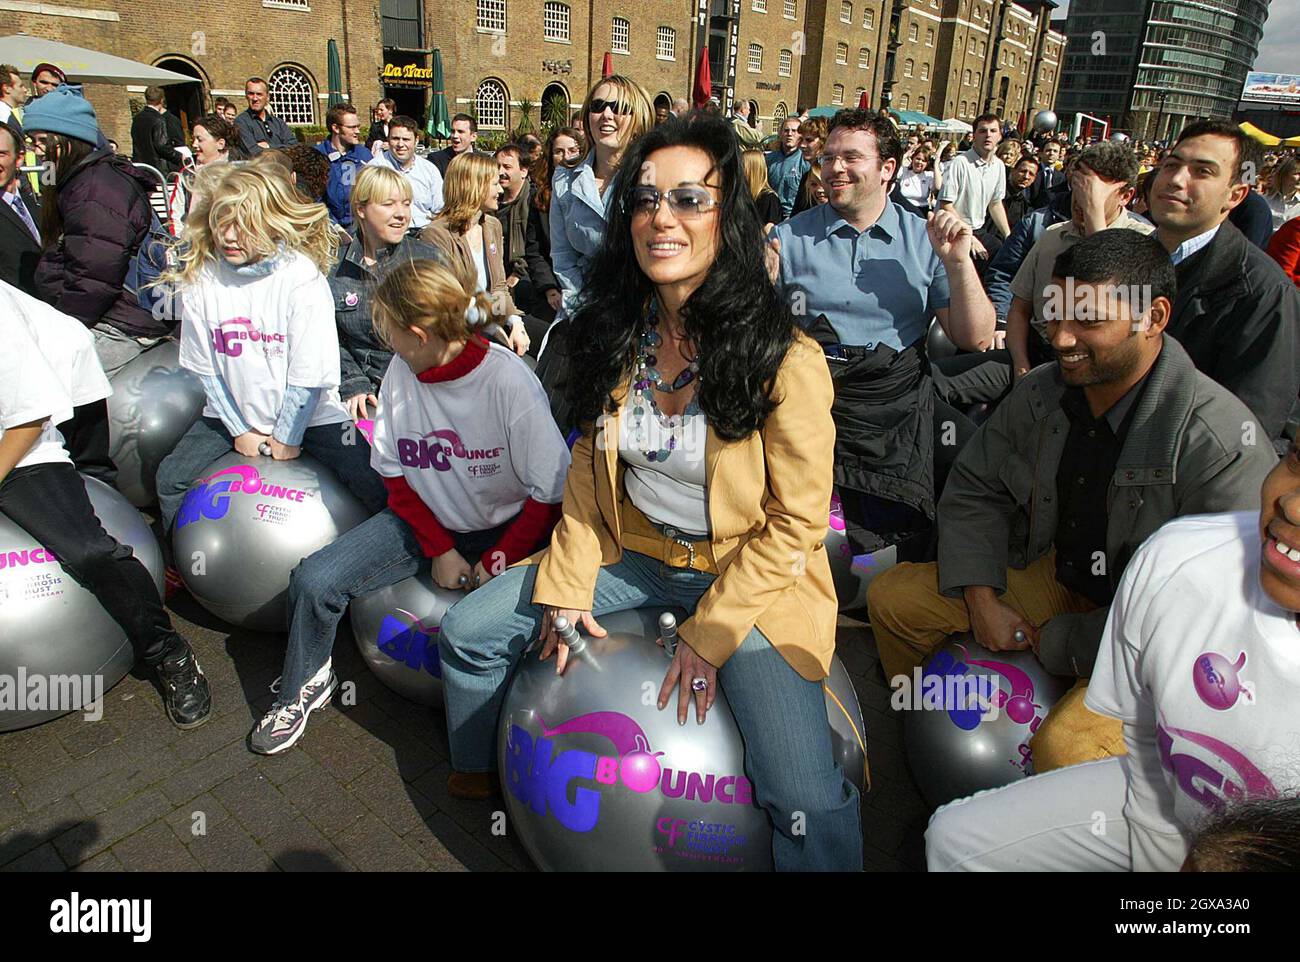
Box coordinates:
[2,55,1300,872]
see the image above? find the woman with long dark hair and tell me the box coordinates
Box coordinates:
[525,125,584,320]
[436,113,863,871]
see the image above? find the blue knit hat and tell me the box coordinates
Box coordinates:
[22,84,101,145]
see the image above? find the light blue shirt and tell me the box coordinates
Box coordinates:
[549,152,617,318]
[771,200,950,349]
[1168,224,1220,266]
[368,150,444,230]
[765,147,808,219]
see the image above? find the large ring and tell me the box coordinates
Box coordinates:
[691,677,708,693]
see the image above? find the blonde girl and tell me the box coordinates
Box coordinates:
[249,255,570,755]
[154,163,387,535]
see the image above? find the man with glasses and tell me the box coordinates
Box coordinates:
[316,102,373,229]
[235,77,296,156]
[767,108,996,559]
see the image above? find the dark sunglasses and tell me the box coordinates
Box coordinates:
[589,98,632,116]
[621,185,719,219]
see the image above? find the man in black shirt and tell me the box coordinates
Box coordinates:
[867,230,1275,770]
[234,77,296,156]
[429,113,480,178]
[1003,155,1040,230]
[130,85,184,174]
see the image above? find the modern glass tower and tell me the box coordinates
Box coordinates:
[1057,0,1272,140]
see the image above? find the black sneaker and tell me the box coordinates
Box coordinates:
[248,662,337,755]
[156,640,212,730]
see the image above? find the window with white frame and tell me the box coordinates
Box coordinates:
[900,93,910,109]
[921,62,929,80]
[840,1,851,23]
[476,78,507,128]
[926,28,933,46]
[858,46,870,68]
[268,66,314,125]
[748,43,762,72]
[611,16,629,53]
[476,0,505,32]
[918,95,926,111]
[657,26,675,60]
[784,0,796,17]
[968,38,976,55]
[908,22,917,41]
[543,2,569,41]
[963,69,972,86]
[903,58,913,77]
[774,102,788,123]
[779,49,792,76]
[862,7,873,28]
[836,43,847,65]
[832,84,844,105]
[265,0,308,6]
[752,0,766,11]
[854,87,865,105]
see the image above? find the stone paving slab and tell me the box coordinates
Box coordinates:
[0,596,933,871]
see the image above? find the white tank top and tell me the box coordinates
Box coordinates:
[618,393,710,538]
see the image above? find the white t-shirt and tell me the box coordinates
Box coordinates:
[897,169,936,207]
[618,396,710,537]
[178,252,350,434]
[937,149,1006,231]
[0,280,112,471]
[1086,512,1300,871]
[370,342,570,532]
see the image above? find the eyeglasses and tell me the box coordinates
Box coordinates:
[816,152,879,168]
[622,185,719,219]
[589,98,632,117]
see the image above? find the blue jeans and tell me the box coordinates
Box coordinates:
[277,509,512,700]
[156,416,387,531]
[438,550,863,871]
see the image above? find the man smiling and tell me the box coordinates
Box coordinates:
[869,229,1275,773]
[927,400,1300,873]
[1149,120,1300,446]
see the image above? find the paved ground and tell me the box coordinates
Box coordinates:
[0,593,931,872]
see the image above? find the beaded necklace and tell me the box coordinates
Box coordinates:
[629,301,700,463]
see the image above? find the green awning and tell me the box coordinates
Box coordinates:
[891,110,942,127]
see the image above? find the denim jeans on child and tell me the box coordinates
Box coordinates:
[156,416,387,531]
[275,509,513,700]
[437,550,864,872]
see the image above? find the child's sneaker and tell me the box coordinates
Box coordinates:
[248,661,337,755]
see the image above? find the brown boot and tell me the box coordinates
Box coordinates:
[447,771,501,800]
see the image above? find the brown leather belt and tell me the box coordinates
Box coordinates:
[620,499,719,574]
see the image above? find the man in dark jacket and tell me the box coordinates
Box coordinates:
[235,77,296,156]
[315,102,372,229]
[1149,120,1300,446]
[985,181,1071,320]
[429,114,480,178]
[868,230,1277,770]
[0,121,42,295]
[130,86,184,174]
[1003,155,1040,230]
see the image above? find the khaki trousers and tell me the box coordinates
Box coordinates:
[866,553,1124,771]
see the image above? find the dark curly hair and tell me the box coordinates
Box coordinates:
[564,111,796,441]
[285,143,331,203]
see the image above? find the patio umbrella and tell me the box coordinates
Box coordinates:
[602,52,613,78]
[426,49,450,140]
[1239,121,1280,146]
[692,45,711,109]
[0,34,193,85]
[327,39,343,108]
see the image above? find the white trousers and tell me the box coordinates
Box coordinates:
[925,757,1137,871]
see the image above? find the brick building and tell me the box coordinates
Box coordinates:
[0,0,1062,157]
[0,0,385,149]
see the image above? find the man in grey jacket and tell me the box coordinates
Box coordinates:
[868,229,1276,770]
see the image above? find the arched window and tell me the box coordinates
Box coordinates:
[774,102,788,124]
[900,93,910,109]
[836,43,848,65]
[268,66,314,125]
[918,95,926,112]
[611,17,629,54]
[920,62,929,80]
[904,58,913,78]
[859,47,870,69]
[908,23,918,41]
[657,26,676,60]
[840,1,852,23]
[854,88,866,105]
[476,78,508,130]
[832,84,844,105]
[748,43,763,72]
[779,49,793,76]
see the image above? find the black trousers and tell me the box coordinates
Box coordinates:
[58,399,117,487]
[0,461,179,666]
